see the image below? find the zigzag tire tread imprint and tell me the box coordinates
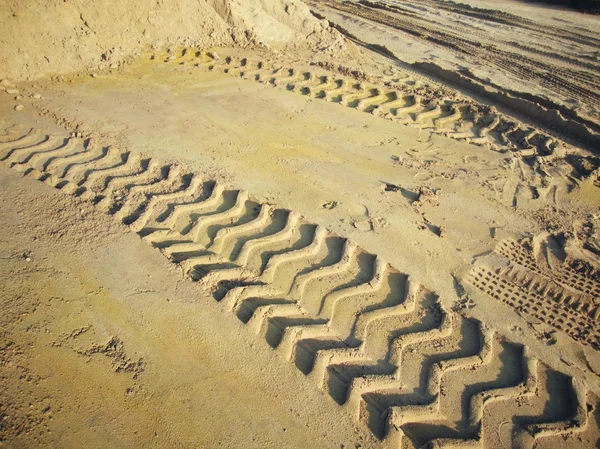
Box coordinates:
[154,48,559,159]
[1,125,599,448]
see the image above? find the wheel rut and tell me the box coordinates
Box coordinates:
[1,124,597,448]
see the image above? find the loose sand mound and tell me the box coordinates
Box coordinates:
[0,0,343,81]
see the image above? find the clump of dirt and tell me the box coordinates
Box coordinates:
[414,186,440,207]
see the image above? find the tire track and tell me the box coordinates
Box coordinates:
[309,0,600,149]
[0,125,596,448]
[465,237,600,350]
[158,49,562,160]
[496,238,600,299]
[329,0,600,116]
[384,0,600,74]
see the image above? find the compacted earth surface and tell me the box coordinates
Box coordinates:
[1,1,600,448]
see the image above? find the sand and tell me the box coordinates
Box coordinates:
[1,0,599,448]
[0,0,344,81]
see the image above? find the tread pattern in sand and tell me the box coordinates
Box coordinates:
[1,126,598,448]
[154,50,560,158]
[466,238,600,350]
[317,0,600,127]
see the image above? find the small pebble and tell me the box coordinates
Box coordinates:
[109,63,118,69]
[15,95,23,100]
[91,73,98,78]
[33,93,42,99]
[0,79,15,88]
[14,104,24,112]
[6,88,19,95]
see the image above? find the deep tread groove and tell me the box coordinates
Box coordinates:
[1,124,595,448]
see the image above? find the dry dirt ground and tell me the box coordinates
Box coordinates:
[1,1,600,449]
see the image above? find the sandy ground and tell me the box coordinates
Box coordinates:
[1,0,600,448]
[0,167,374,449]
[309,0,600,150]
